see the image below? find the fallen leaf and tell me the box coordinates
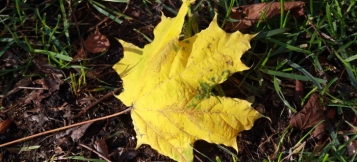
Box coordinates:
[70,123,93,141]
[94,139,109,158]
[24,89,50,106]
[34,77,61,93]
[326,109,336,119]
[33,57,63,93]
[225,2,305,31]
[84,27,110,53]
[24,112,48,126]
[33,57,63,77]
[21,57,64,106]
[113,1,261,161]
[290,93,327,139]
[0,119,11,134]
[54,145,64,154]
[24,77,61,106]
[72,44,87,62]
[58,123,93,142]
[5,78,31,96]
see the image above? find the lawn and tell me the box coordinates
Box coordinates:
[0,0,356,161]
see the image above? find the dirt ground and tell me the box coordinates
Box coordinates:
[1,0,356,161]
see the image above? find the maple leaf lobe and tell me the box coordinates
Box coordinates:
[113,1,261,161]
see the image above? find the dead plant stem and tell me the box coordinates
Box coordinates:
[74,88,122,118]
[79,143,112,162]
[0,107,131,148]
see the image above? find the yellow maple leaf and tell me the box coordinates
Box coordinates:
[113,1,262,161]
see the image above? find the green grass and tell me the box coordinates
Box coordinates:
[1,0,76,72]
[1,0,357,161]
[203,0,357,161]
[0,0,130,94]
[162,0,357,161]
[239,0,357,161]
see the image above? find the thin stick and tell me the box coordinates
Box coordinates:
[79,143,112,162]
[306,16,333,55]
[18,87,45,90]
[74,88,122,118]
[0,108,131,148]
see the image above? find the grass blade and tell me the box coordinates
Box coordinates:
[261,68,326,84]
[286,59,324,90]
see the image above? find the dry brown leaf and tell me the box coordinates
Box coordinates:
[5,78,31,96]
[290,93,327,139]
[54,123,93,142]
[33,57,63,76]
[34,77,61,93]
[24,76,62,106]
[94,139,109,158]
[23,112,48,126]
[22,57,64,106]
[0,119,11,134]
[33,57,63,93]
[24,89,50,106]
[72,46,86,62]
[69,123,93,141]
[225,2,305,31]
[84,27,110,53]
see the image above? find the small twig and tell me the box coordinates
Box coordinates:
[0,107,131,148]
[18,87,45,90]
[74,88,122,118]
[332,68,346,92]
[88,17,110,32]
[79,143,112,162]
[306,16,333,55]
